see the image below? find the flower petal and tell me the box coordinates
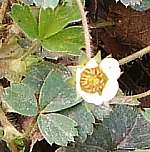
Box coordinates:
[76,67,104,105]
[85,58,98,69]
[78,91,104,105]
[100,58,121,80]
[102,80,119,102]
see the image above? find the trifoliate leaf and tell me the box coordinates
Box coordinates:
[61,103,95,142]
[33,0,59,9]
[23,61,81,112]
[39,2,81,39]
[37,113,78,145]
[39,68,82,112]
[11,4,38,39]
[61,105,150,151]
[42,27,84,56]
[5,83,37,116]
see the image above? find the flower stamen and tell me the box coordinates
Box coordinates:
[80,67,108,93]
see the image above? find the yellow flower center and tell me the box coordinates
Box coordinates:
[80,67,108,93]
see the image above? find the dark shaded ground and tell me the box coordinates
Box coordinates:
[0,0,150,151]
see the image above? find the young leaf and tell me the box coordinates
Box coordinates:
[38,1,81,39]
[37,113,78,145]
[33,0,59,9]
[61,105,150,151]
[42,27,84,56]
[60,103,95,142]
[5,83,37,116]
[11,4,38,39]
[39,69,82,112]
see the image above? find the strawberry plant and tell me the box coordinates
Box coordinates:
[0,0,149,151]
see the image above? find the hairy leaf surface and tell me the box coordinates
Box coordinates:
[11,4,38,39]
[38,113,78,145]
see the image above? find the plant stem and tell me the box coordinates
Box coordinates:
[20,40,39,61]
[23,117,37,139]
[119,46,150,65]
[76,0,92,59]
[132,89,150,99]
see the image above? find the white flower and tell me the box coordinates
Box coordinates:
[76,57,121,105]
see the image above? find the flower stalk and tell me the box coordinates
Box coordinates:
[76,0,92,58]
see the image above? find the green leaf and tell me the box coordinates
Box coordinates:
[62,105,150,151]
[91,105,111,121]
[33,0,59,9]
[61,103,95,142]
[38,2,81,39]
[13,137,25,150]
[142,108,150,123]
[37,113,78,145]
[22,61,81,113]
[39,69,82,112]
[5,83,37,116]
[42,27,84,56]
[11,4,38,39]
[22,62,53,94]
[131,0,150,11]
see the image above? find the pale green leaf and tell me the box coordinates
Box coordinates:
[33,0,59,9]
[39,69,82,112]
[22,62,53,94]
[38,113,78,145]
[11,4,38,39]
[22,62,81,112]
[39,2,81,39]
[42,27,84,56]
[5,83,37,116]
[61,103,95,142]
